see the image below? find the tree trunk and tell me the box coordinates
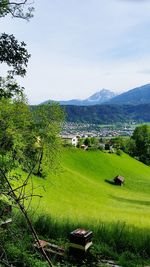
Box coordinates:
[0,169,54,267]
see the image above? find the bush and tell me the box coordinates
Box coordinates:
[116,149,123,156]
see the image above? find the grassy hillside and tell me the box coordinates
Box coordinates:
[27,148,150,228]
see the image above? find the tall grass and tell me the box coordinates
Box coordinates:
[12,208,150,266]
[33,213,150,259]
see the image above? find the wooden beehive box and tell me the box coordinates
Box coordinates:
[69,228,93,251]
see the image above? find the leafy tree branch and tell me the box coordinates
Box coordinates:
[0,0,34,20]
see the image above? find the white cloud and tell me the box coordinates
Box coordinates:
[1,0,150,103]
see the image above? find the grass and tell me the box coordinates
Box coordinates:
[33,213,150,266]
[3,211,150,267]
[22,147,150,228]
[10,149,150,266]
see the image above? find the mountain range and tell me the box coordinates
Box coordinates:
[40,84,150,123]
[43,84,150,106]
[109,84,150,105]
[57,89,116,106]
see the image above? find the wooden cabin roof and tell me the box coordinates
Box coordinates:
[114,175,124,182]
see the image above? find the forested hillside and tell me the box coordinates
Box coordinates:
[62,104,150,123]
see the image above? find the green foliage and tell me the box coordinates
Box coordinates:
[0,34,30,99]
[0,98,33,173]
[105,143,110,150]
[2,230,48,267]
[0,33,30,77]
[90,137,99,148]
[110,136,126,150]
[125,138,136,156]
[63,104,150,124]
[0,76,24,99]
[84,137,91,146]
[0,98,64,177]
[116,149,123,156]
[118,251,141,267]
[99,144,104,151]
[129,125,150,165]
[0,4,32,98]
[0,98,63,266]
[31,103,64,176]
[0,0,34,20]
[76,137,83,148]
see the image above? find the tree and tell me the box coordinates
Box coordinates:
[110,136,126,151]
[129,125,150,165]
[0,3,55,266]
[84,137,91,146]
[31,103,64,176]
[0,33,30,99]
[0,0,34,20]
[0,1,32,98]
[125,138,136,157]
[0,99,62,267]
[90,137,99,148]
[0,2,32,201]
[0,33,30,76]
[77,137,83,148]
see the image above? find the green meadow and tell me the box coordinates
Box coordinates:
[27,148,150,228]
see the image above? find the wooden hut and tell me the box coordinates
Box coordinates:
[114,175,124,186]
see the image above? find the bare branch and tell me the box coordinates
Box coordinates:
[18,194,43,201]
[0,168,54,267]
[8,1,28,5]
[0,0,34,20]
[0,259,13,267]
[7,183,27,195]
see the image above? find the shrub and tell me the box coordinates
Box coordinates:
[116,149,123,156]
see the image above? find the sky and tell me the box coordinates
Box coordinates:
[1,0,150,104]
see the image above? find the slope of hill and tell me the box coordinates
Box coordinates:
[30,149,150,228]
[108,84,150,105]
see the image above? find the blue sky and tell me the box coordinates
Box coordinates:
[1,0,150,104]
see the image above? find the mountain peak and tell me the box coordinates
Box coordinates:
[41,89,116,106]
[41,83,150,106]
[86,89,116,103]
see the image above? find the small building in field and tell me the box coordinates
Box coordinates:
[71,136,78,147]
[114,175,124,186]
[61,135,78,147]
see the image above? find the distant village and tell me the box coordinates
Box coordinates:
[61,122,135,147]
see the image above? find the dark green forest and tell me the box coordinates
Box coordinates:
[60,104,150,124]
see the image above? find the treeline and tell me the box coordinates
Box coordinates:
[72,125,150,166]
[62,104,150,123]
[127,124,150,166]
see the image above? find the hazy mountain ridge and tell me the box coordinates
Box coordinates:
[43,89,116,106]
[108,84,150,105]
[43,84,150,106]
[40,84,150,123]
